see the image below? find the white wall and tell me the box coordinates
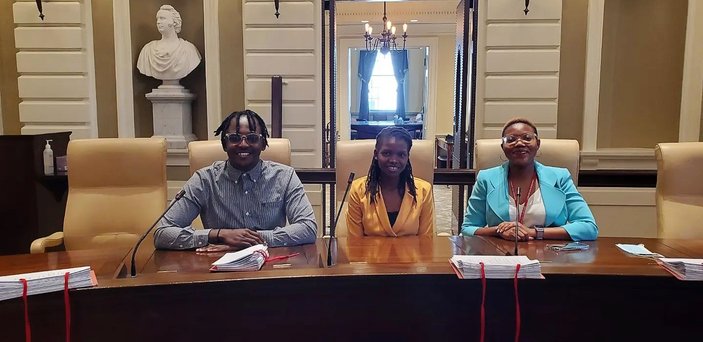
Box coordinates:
[13,0,98,139]
[475,0,562,142]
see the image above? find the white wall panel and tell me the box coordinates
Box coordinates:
[282,128,317,151]
[477,0,562,141]
[246,79,316,101]
[486,50,559,73]
[14,27,83,49]
[13,2,82,24]
[486,24,561,47]
[16,52,87,73]
[244,28,316,50]
[485,76,559,99]
[487,0,562,20]
[243,0,321,170]
[13,0,98,139]
[243,2,315,25]
[19,101,89,122]
[18,76,88,98]
[245,53,316,75]
[290,152,318,169]
[484,102,558,123]
[248,103,318,127]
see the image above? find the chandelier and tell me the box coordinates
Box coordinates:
[363,2,407,54]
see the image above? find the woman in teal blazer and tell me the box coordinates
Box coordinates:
[461,118,598,241]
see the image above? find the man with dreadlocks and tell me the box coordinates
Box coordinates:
[154,110,317,251]
[346,126,434,237]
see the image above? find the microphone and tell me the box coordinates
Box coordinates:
[130,189,186,277]
[327,172,355,266]
[514,186,521,256]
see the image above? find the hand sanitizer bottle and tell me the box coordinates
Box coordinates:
[43,139,54,175]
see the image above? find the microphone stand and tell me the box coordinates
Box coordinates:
[514,187,521,256]
[130,190,186,277]
[328,172,355,267]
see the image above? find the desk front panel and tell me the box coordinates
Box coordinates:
[1,237,702,341]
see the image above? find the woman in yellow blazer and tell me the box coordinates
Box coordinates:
[346,126,434,237]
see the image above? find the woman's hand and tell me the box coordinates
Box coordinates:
[496,222,533,241]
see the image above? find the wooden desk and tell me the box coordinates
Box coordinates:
[1,237,702,341]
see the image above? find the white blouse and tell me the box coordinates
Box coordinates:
[508,185,546,228]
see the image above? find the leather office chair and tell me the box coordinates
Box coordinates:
[655,142,703,239]
[188,138,292,174]
[474,138,581,184]
[334,139,434,237]
[31,138,168,253]
[187,138,292,229]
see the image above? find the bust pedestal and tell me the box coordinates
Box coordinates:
[145,80,197,151]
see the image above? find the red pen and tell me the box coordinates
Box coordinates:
[266,252,300,262]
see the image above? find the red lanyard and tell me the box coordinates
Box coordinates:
[509,173,537,224]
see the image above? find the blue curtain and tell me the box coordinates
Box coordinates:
[358,50,378,121]
[390,50,409,119]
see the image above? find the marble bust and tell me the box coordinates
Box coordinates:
[137,5,201,81]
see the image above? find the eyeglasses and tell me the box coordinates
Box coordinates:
[502,133,538,145]
[224,133,262,145]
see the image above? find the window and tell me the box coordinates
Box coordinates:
[367,53,397,111]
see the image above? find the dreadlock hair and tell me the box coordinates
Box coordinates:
[214,109,270,150]
[365,126,418,205]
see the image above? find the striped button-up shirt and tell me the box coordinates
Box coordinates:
[154,160,317,249]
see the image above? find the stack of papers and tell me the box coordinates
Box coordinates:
[615,244,664,258]
[0,266,97,301]
[449,255,543,279]
[657,258,703,281]
[210,244,268,272]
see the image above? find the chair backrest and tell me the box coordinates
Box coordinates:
[63,138,168,250]
[334,139,435,236]
[655,142,703,239]
[188,138,292,174]
[474,138,580,184]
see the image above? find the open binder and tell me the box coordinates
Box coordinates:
[210,244,268,272]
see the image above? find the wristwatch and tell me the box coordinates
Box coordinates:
[535,227,545,240]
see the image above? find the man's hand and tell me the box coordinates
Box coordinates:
[208,228,265,250]
[196,244,236,253]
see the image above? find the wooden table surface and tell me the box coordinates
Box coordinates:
[1,236,702,341]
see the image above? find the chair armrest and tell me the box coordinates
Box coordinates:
[30,232,64,254]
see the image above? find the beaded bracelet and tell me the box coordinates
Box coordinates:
[215,229,222,243]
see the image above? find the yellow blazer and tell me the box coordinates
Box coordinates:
[346,176,434,237]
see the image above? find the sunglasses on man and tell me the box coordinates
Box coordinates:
[224,133,263,145]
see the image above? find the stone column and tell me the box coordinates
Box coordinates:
[146,80,197,151]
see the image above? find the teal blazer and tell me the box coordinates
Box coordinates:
[461,161,598,241]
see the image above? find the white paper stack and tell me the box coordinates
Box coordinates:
[0,266,96,301]
[210,244,268,272]
[657,258,703,281]
[615,243,664,258]
[449,255,543,279]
